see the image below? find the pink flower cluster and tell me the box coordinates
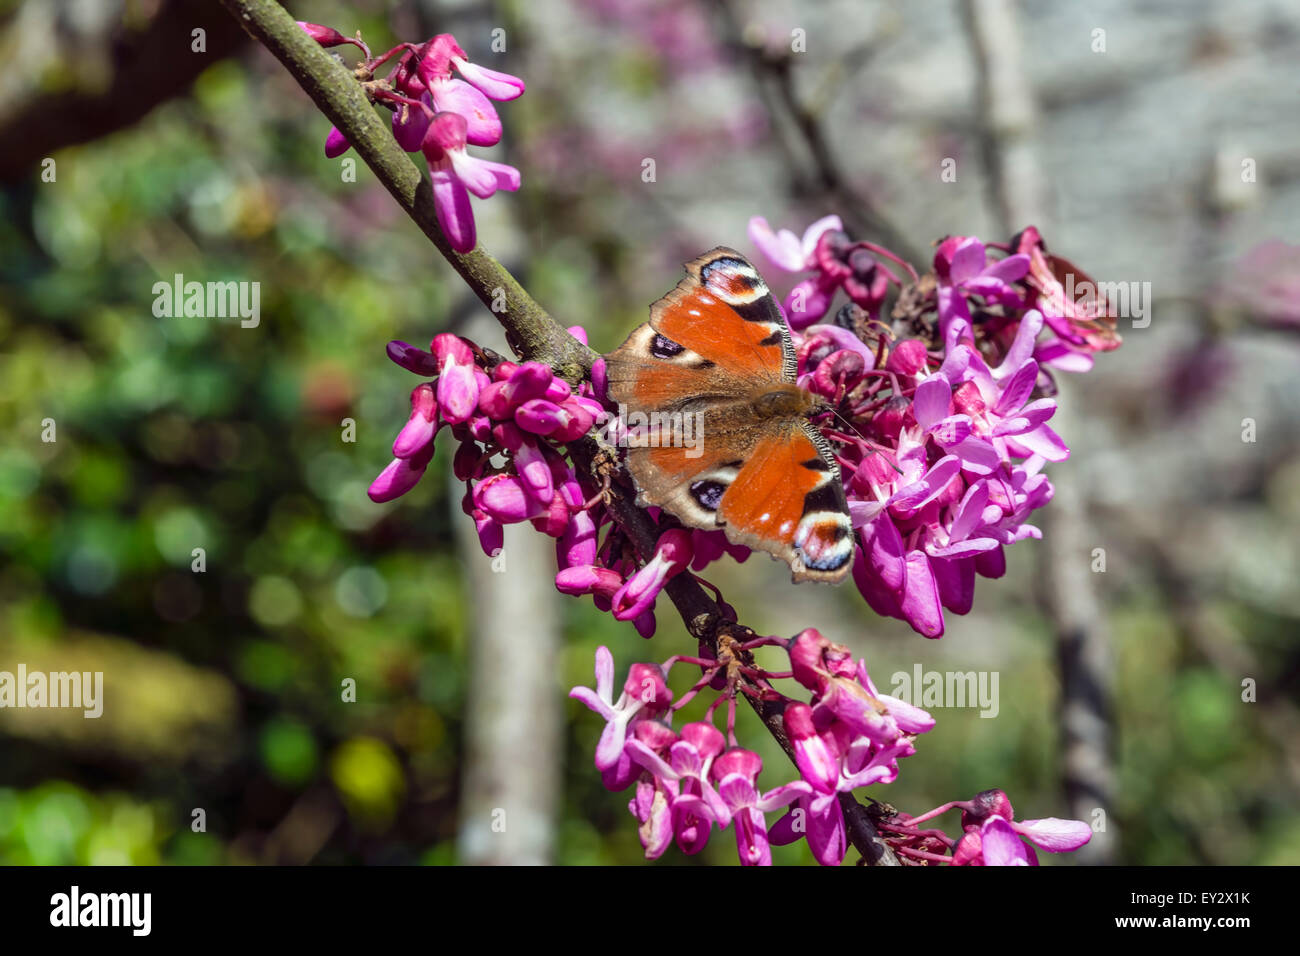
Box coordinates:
[749,215,906,330]
[569,630,1090,865]
[750,215,1118,637]
[878,787,1092,865]
[299,23,524,253]
[370,329,755,638]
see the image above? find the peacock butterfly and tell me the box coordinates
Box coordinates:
[604,248,853,583]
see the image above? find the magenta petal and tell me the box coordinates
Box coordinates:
[931,554,976,613]
[386,340,440,375]
[431,78,502,146]
[783,276,835,329]
[862,513,906,591]
[716,774,758,813]
[625,739,675,783]
[393,414,437,458]
[952,437,1002,475]
[984,252,1030,283]
[1000,309,1044,372]
[732,807,771,866]
[430,166,476,252]
[754,781,814,814]
[748,217,805,272]
[474,513,503,556]
[569,675,613,720]
[912,376,952,431]
[436,364,479,425]
[1008,424,1070,462]
[392,99,433,152]
[892,455,961,513]
[1014,817,1093,851]
[1036,340,1094,373]
[949,237,987,284]
[767,805,803,847]
[600,748,639,791]
[1017,398,1057,430]
[976,544,1006,578]
[786,719,839,795]
[453,58,525,100]
[965,277,1023,309]
[981,817,1033,865]
[592,647,616,697]
[514,441,554,504]
[515,398,564,435]
[452,153,520,199]
[929,414,972,446]
[874,692,935,735]
[899,550,945,638]
[595,723,631,776]
[633,608,656,638]
[557,508,598,569]
[367,457,426,502]
[994,360,1040,415]
[474,474,540,523]
[324,126,351,158]
[556,565,622,599]
[670,797,716,855]
[853,553,905,622]
[928,537,999,560]
[804,793,848,866]
[485,160,521,193]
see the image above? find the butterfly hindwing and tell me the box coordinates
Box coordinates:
[715,422,852,583]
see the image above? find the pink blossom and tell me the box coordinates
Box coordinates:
[748,214,844,273]
[569,648,671,772]
[709,749,811,866]
[421,112,520,253]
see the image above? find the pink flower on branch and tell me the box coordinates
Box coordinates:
[300,24,524,252]
[422,112,520,254]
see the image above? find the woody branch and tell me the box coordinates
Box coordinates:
[219,0,900,866]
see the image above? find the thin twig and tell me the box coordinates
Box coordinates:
[711,0,926,268]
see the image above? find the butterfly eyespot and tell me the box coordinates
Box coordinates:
[795,514,853,571]
[650,334,685,359]
[689,479,726,512]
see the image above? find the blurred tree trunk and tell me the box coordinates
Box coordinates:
[454,316,562,866]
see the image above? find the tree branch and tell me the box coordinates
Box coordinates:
[219,0,898,866]
[218,0,592,385]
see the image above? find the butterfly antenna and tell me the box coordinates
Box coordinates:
[820,402,868,444]
[815,403,906,477]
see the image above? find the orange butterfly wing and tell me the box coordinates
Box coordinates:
[603,248,852,583]
[716,424,853,581]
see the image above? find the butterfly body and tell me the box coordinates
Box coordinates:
[604,248,853,583]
